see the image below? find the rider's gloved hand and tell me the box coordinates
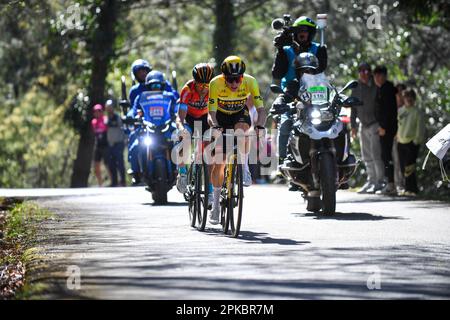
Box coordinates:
[272,95,286,108]
[273,30,292,49]
[271,95,289,115]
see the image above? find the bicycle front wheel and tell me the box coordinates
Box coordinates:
[187,164,196,227]
[227,162,243,238]
[195,163,209,231]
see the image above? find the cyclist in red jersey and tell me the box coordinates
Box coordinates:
[176,63,214,194]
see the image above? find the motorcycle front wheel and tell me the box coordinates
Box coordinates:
[152,158,168,205]
[319,152,337,214]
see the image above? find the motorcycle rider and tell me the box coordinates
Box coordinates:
[126,59,179,185]
[175,63,214,195]
[272,15,328,191]
[272,52,350,211]
[128,71,178,185]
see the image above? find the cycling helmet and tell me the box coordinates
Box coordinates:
[145,70,165,91]
[292,16,317,42]
[221,56,246,76]
[294,52,319,73]
[131,59,152,82]
[192,63,214,83]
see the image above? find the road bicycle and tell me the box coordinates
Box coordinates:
[218,131,261,238]
[185,132,209,231]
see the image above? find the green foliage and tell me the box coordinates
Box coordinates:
[4,202,52,242]
[0,0,448,195]
[0,87,78,188]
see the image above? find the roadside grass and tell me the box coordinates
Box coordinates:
[0,198,53,299]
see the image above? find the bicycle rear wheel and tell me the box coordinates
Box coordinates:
[227,162,243,238]
[195,163,209,231]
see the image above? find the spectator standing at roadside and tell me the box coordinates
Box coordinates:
[397,89,425,196]
[105,99,126,187]
[373,65,398,195]
[91,104,111,187]
[393,83,407,193]
[351,62,385,194]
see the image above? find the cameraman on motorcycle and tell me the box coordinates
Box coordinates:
[272,52,356,211]
[272,16,328,191]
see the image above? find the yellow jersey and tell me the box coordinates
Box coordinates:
[208,74,264,114]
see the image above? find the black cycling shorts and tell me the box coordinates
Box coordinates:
[185,113,209,135]
[216,107,252,129]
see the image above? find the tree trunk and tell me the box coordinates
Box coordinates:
[70,0,118,188]
[213,0,235,73]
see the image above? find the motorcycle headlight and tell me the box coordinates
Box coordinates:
[144,136,153,146]
[310,109,322,125]
[311,109,321,119]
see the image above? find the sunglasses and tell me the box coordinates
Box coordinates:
[225,76,243,84]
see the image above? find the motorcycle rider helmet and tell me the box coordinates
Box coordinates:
[292,16,317,43]
[105,99,114,108]
[131,59,152,83]
[192,63,214,83]
[294,52,319,73]
[145,70,166,91]
[221,56,246,76]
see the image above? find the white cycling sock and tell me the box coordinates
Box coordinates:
[243,153,249,172]
[213,187,221,211]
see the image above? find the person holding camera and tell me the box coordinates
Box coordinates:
[272,16,328,88]
[272,15,328,190]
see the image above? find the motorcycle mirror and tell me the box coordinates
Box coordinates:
[343,96,363,107]
[271,18,285,31]
[339,80,358,94]
[270,84,284,94]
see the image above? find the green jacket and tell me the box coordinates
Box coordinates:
[397,106,425,145]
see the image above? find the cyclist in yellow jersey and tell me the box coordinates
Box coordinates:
[208,56,267,224]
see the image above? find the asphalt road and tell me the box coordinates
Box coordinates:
[1,185,449,299]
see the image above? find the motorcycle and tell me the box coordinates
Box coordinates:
[120,73,179,205]
[131,108,177,205]
[270,76,362,214]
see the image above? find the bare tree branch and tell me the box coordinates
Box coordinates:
[234,0,271,19]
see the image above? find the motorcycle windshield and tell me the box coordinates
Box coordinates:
[300,73,332,106]
[138,91,172,126]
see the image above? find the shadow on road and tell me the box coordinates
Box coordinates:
[236,230,311,245]
[202,228,310,245]
[142,201,188,207]
[292,211,405,221]
[338,196,418,204]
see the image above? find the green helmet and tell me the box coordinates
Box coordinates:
[292,16,317,42]
[293,16,317,28]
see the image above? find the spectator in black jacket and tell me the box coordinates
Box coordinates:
[373,65,398,195]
